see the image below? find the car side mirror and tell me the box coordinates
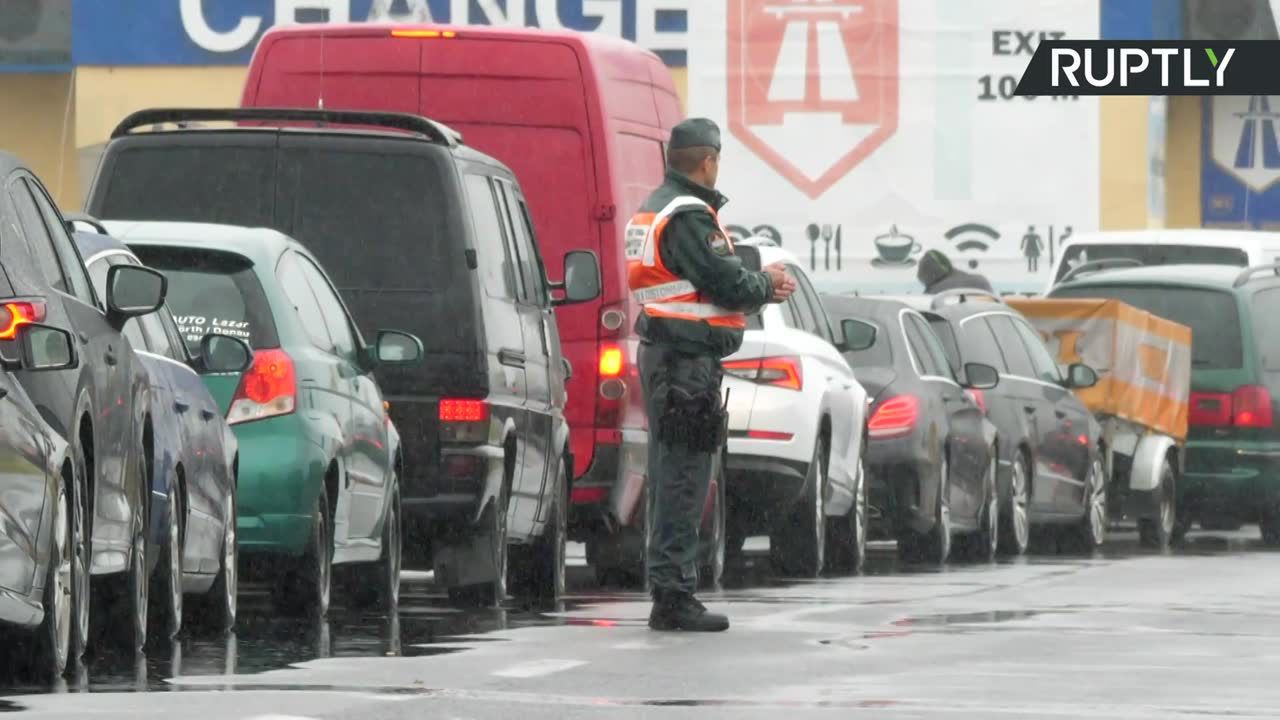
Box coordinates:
[375,330,424,366]
[735,244,762,272]
[16,324,77,371]
[106,265,166,324]
[552,250,601,306]
[963,362,1000,390]
[1066,362,1098,389]
[837,318,877,352]
[199,333,252,374]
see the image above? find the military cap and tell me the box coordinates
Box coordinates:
[669,118,721,151]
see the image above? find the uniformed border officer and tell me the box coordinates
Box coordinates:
[626,118,796,632]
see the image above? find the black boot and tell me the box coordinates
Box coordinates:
[649,589,729,632]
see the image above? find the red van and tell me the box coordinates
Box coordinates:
[241,23,718,585]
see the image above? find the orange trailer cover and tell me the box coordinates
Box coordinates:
[1005,298,1191,442]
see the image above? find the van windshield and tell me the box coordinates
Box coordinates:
[1055,243,1249,282]
[1050,284,1242,370]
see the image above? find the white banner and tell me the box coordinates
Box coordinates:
[689,0,1100,295]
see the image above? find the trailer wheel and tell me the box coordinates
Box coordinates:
[1138,459,1175,550]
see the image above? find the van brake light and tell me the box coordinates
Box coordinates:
[391,29,457,39]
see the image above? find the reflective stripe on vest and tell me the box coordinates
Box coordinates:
[625,195,746,329]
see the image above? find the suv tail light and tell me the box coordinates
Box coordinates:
[227,349,296,425]
[0,300,46,340]
[439,398,490,443]
[869,395,919,439]
[722,356,803,390]
[1189,386,1274,428]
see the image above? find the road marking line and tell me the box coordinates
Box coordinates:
[491,659,587,678]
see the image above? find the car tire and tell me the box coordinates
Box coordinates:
[1066,457,1107,553]
[699,453,727,589]
[447,483,508,608]
[771,436,827,577]
[1261,513,1280,547]
[347,476,402,613]
[511,459,567,606]
[901,454,951,566]
[998,451,1031,557]
[191,489,237,634]
[148,482,183,645]
[272,490,332,620]
[67,452,89,667]
[30,475,72,683]
[1138,460,1176,550]
[97,433,150,654]
[827,440,868,575]
[965,452,999,563]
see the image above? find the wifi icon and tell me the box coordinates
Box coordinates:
[945,223,1001,253]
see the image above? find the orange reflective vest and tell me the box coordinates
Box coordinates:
[624,195,747,329]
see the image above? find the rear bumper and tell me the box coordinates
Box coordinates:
[866,433,937,537]
[568,429,648,541]
[402,443,504,534]
[234,415,329,557]
[723,451,808,534]
[1181,440,1280,522]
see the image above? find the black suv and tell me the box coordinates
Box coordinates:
[1,151,168,655]
[83,108,601,607]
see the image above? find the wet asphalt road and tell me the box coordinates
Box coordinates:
[5,531,1280,719]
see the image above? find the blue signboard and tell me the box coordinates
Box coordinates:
[72,0,688,67]
[1202,96,1280,229]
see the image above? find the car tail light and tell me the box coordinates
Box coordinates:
[965,389,987,415]
[439,398,489,443]
[868,395,919,439]
[1233,385,1273,428]
[391,29,457,38]
[722,356,803,390]
[227,349,296,425]
[1189,387,1274,428]
[0,300,46,340]
[599,344,623,377]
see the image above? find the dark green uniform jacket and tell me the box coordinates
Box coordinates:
[634,170,774,358]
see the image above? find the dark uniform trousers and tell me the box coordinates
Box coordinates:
[639,341,724,594]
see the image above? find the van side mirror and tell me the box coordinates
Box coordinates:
[16,324,77,371]
[1065,362,1098,389]
[552,250,601,306]
[198,333,252,374]
[106,265,166,326]
[837,318,877,352]
[963,362,1000,390]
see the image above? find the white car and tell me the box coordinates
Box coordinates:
[721,239,869,577]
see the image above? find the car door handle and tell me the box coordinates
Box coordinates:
[174,399,191,413]
[105,350,117,366]
[77,332,88,344]
[200,409,217,421]
[1023,406,1037,414]
[499,349,526,368]
[1054,410,1068,419]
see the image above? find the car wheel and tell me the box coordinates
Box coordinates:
[1067,457,1107,552]
[1138,460,1176,550]
[966,452,999,563]
[272,490,332,620]
[771,435,827,577]
[1261,513,1280,547]
[510,459,567,606]
[447,483,507,608]
[902,455,951,566]
[346,476,403,613]
[148,482,183,645]
[827,441,868,575]
[699,452,727,589]
[998,451,1031,557]
[97,437,149,654]
[191,489,237,634]
[67,453,89,666]
[30,476,72,682]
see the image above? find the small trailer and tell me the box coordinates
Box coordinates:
[1006,297,1192,547]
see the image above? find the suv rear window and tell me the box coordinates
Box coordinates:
[131,246,278,352]
[98,145,275,227]
[1051,284,1242,370]
[1056,243,1249,282]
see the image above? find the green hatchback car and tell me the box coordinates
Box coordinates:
[105,220,423,618]
[1050,263,1280,543]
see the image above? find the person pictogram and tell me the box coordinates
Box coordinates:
[1021,225,1044,273]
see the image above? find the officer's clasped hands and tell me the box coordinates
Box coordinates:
[764,262,797,302]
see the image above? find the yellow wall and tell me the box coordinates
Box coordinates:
[1166,95,1201,228]
[0,74,79,208]
[1099,96,1149,230]
[74,66,249,149]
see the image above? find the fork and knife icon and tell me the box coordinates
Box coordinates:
[805,223,842,271]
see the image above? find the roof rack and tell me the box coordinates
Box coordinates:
[1233,262,1280,288]
[929,287,1003,311]
[110,107,463,147]
[1058,257,1144,284]
[63,212,109,236]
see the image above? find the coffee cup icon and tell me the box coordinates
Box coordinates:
[874,225,922,264]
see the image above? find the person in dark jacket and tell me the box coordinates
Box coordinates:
[626,118,795,632]
[917,249,994,294]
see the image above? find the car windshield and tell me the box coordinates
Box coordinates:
[130,246,279,352]
[1050,284,1242,370]
[1056,243,1249,282]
